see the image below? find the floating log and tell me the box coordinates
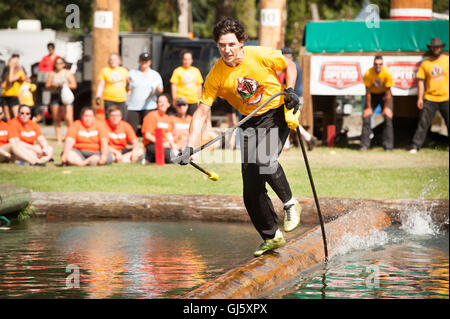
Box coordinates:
[30,192,448,229]
[0,184,31,215]
[185,208,392,299]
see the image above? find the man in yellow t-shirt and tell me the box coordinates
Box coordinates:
[95,53,129,119]
[170,50,203,116]
[410,38,449,153]
[177,18,302,257]
[360,55,394,152]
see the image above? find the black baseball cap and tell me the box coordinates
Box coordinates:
[139,52,151,61]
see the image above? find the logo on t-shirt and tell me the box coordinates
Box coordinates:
[236,77,266,105]
[78,130,98,138]
[21,131,36,138]
[430,65,444,81]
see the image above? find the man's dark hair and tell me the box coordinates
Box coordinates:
[213,18,248,43]
[374,55,383,61]
[80,107,94,117]
[47,42,55,49]
[180,49,193,60]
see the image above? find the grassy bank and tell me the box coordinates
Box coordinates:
[0,145,448,199]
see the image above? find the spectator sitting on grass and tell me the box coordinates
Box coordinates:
[170,97,192,152]
[8,104,53,166]
[104,105,143,163]
[141,94,177,163]
[0,106,13,162]
[61,107,112,166]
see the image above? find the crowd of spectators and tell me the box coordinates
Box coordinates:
[0,37,448,166]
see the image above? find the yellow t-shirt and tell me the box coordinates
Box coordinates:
[170,66,204,104]
[201,46,287,116]
[363,66,393,94]
[416,55,449,102]
[18,82,37,106]
[98,66,128,102]
[1,70,26,97]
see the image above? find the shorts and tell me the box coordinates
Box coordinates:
[49,93,63,106]
[1,96,19,107]
[72,148,113,164]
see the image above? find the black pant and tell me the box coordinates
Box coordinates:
[239,106,293,240]
[361,93,394,150]
[187,103,198,116]
[412,99,449,149]
[145,143,173,164]
[126,109,153,135]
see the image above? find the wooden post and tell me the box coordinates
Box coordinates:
[299,47,313,134]
[259,0,286,49]
[92,0,120,120]
[178,0,189,35]
[390,0,433,20]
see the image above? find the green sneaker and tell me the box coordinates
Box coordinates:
[253,230,286,257]
[283,200,301,232]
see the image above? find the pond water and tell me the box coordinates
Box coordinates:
[273,211,449,299]
[0,219,269,298]
[0,209,448,299]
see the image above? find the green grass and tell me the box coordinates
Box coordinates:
[0,144,448,199]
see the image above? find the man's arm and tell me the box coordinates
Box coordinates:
[417,79,425,110]
[382,88,393,119]
[171,84,178,106]
[363,87,373,118]
[283,57,297,90]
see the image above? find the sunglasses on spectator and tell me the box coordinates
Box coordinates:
[20,112,31,116]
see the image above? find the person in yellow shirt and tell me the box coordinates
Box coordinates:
[1,54,26,121]
[410,38,449,153]
[95,53,129,119]
[178,18,301,257]
[170,50,203,116]
[360,55,394,152]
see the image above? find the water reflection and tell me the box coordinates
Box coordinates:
[281,230,449,299]
[0,219,261,298]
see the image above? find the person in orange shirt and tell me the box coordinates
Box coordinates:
[141,94,177,163]
[170,97,192,152]
[61,107,112,166]
[8,105,53,166]
[0,106,12,162]
[105,106,143,163]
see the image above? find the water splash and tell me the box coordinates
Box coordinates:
[399,179,441,236]
[331,229,389,258]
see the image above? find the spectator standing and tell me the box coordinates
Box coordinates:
[171,97,192,151]
[105,106,143,163]
[0,106,12,162]
[8,105,53,166]
[18,77,37,120]
[1,55,26,120]
[360,55,394,152]
[45,57,77,145]
[61,107,112,166]
[410,38,449,154]
[126,52,163,134]
[38,43,60,73]
[170,50,203,116]
[141,94,177,163]
[95,53,129,118]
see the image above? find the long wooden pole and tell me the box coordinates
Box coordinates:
[92,0,120,120]
[259,0,286,49]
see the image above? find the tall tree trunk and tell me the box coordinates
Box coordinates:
[215,0,233,23]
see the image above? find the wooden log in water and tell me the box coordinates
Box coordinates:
[185,208,392,299]
[30,192,448,229]
[0,184,31,215]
